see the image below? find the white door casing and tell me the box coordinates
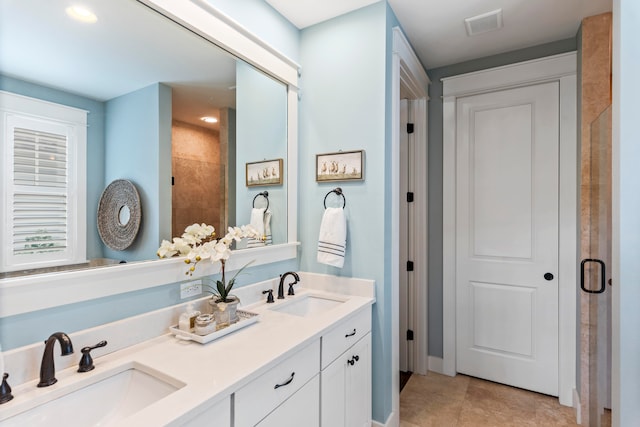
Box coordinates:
[442,52,577,406]
[455,82,560,396]
[391,26,430,427]
[399,99,410,372]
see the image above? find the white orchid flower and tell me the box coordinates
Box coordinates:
[157,222,255,276]
[241,224,260,239]
[157,239,177,258]
[211,241,231,262]
[172,237,192,255]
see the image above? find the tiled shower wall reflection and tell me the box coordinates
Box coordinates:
[172,120,225,236]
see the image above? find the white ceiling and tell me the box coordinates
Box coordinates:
[266,0,613,70]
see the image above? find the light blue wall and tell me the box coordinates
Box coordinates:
[425,38,578,358]
[299,2,392,422]
[235,62,288,242]
[0,75,105,261]
[103,83,172,261]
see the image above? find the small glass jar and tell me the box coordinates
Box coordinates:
[194,313,216,336]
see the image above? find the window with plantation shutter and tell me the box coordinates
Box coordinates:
[1,91,87,272]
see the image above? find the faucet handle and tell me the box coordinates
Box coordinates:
[0,373,13,404]
[262,289,275,303]
[78,340,107,373]
[288,283,296,296]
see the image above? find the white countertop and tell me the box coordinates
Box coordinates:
[0,273,375,426]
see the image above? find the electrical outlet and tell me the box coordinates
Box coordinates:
[180,280,202,299]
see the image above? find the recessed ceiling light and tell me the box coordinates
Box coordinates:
[66,5,98,23]
[201,117,218,123]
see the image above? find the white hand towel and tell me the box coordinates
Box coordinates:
[263,209,273,246]
[317,207,346,268]
[247,207,266,248]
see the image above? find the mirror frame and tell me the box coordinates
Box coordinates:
[0,0,299,318]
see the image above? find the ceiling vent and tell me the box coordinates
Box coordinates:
[464,9,503,37]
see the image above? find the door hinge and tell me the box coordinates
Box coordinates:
[172,176,175,186]
[406,261,414,272]
[406,123,414,134]
[406,330,414,341]
[407,192,414,203]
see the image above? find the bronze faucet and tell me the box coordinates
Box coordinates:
[38,332,74,387]
[278,272,300,299]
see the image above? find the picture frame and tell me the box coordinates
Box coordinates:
[316,150,364,182]
[246,158,283,187]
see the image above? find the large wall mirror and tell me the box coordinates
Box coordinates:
[0,0,291,278]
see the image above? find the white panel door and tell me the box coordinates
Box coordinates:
[455,82,560,396]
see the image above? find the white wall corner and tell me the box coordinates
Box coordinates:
[428,356,445,375]
[372,410,398,427]
[573,388,582,424]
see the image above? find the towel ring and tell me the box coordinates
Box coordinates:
[252,191,269,210]
[323,188,346,209]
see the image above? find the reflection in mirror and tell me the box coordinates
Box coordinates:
[119,206,131,226]
[0,0,288,277]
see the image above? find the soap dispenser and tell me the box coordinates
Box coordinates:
[179,303,200,331]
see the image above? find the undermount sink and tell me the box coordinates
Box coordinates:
[269,294,346,317]
[0,362,184,427]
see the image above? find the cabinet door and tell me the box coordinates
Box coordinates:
[321,333,371,427]
[346,333,371,427]
[256,375,319,427]
[177,395,230,426]
[320,351,347,427]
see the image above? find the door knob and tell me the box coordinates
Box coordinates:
[544,273,554,281]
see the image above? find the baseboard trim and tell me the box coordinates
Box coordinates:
[573,388,582,425]
[372,410,397,427]
[428,356,445,375]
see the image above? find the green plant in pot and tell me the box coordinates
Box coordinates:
[157,223,261,329]
[202,259,254,329]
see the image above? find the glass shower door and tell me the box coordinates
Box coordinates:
[582,105,612,427]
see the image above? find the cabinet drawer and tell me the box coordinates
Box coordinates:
[256,375,319,427]
[235,339,320,427]
[321,307,371,369]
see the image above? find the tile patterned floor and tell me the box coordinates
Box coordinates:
[400,372,580,427]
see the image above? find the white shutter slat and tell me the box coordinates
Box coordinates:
[11,127,69,256]
[14,127,68,188]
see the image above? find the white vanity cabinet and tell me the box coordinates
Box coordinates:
[176,395,231,426]
[232,306,372,427]
[234,340,320,427]
[320,308,372,427]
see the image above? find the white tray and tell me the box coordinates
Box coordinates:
[169,310,260,344]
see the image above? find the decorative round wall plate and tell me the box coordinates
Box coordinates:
[97,179,142,251]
